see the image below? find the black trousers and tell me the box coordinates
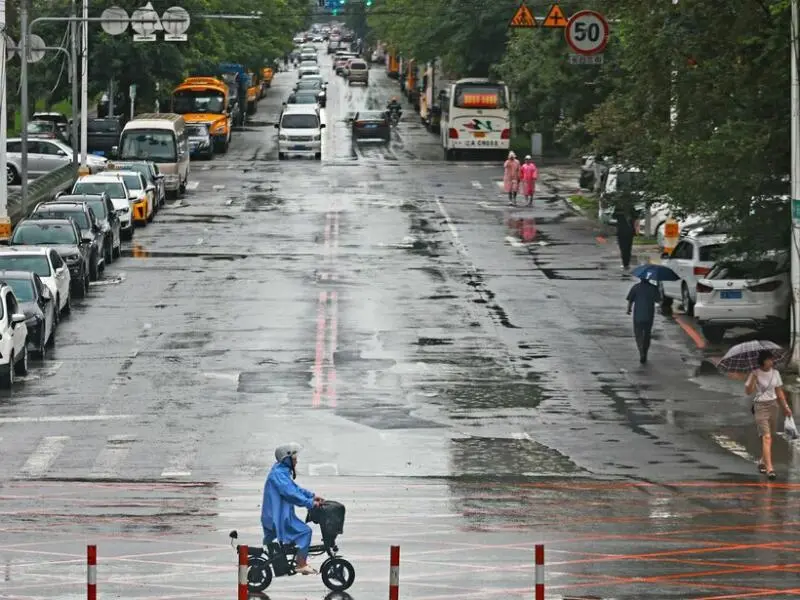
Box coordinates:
[617,233,634,268]
[634,320,653,360]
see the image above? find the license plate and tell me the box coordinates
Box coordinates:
[472,132,486,138]
[365,124,378,129]
[721,290,742,299]
[290,145,309,150]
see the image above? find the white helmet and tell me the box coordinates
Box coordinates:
[275,442,302,462]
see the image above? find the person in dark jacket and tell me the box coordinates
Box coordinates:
[614,204,638,269]
[626,276,661,364]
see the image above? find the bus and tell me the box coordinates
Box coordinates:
[115,113,189,198]
[439,78,510,160]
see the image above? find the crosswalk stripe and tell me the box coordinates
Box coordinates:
[161,432,201,478]
[19,436,69,477]
[90,435,136,478]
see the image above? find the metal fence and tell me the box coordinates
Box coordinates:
[7,165,78,225]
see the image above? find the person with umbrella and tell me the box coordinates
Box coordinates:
[719,343,792,479]
[626,265,676,364]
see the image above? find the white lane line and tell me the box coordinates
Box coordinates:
[308,463,339,476]
[0,414,134,424]
[471,181,483,190]
[161,432,201,478]
[202,371,240,382]
[90,434,136,478]
[711,434,757,463]
[505,235,524,248]
[186,181,200,191]
[212,184,226,191]
[19,436,70,477]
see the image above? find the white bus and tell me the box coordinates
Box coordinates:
[115,113,189,198]
[440,78,510,160]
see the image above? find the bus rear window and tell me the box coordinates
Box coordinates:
[454,85,507,109]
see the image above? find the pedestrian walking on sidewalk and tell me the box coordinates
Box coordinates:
[520,155,538,206]
[614,204,639,269]
[626,276,660,364]
[503,151,521,205]
[745,350,792,480]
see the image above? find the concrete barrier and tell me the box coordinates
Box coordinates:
[6,164,78,230]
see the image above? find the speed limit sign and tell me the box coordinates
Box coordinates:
[565,10,609,56]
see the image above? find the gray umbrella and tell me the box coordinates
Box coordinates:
[717,340,789,373]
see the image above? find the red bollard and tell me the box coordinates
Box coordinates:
[238,544,248,600]
[535,544,544,600]
[389,545,400,600]
[87,545,97,600]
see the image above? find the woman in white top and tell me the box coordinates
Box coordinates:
[745,350,792,479]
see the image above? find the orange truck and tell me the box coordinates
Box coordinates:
[171,76,232,153]
[260,67,274,98]
[246,72,259,115]
[386,50,399,79]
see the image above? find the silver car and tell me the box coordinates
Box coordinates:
[6,137,106,185]
[345,60,369,85]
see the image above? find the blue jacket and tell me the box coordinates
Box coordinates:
[260,460,315,542]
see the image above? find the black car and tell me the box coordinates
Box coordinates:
[285,91,322,109]
[0,270,56,357]
[26,119,70,145]
[29,202,105,279]
[350,111,391,142]
[9,218,90,297]
[55,194,121,263]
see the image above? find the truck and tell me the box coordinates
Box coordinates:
[219,63,258,118]
[171,76,232,153]
[386,49,399,79]
[419,59,452,134]
[260,67,274,98]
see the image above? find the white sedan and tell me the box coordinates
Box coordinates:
[694,251,790,342]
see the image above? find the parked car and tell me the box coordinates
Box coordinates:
[107,170,155,225]
[187,123,213,160]
[350,111,391,142]
[695,251,790,342]
[106,160,166,208]
[659,233,728,316]
[6,138,106,185]
[0,246,72,313]
[32,112,70,142]
[55,194,121,262]
[0,280,29,387]
[72,174,134,239]
[29,201,106,279]
[86,117,124,156]
[345,60,369,86]
[0,270,56,357]
[27,119,69,144]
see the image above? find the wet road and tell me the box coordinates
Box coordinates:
[4,48,800,599]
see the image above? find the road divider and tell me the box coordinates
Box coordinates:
[535,543,544,600]
[87,545,97,600]
[6,164,77,237]
[389,545,400,600]
[238,544,248,600]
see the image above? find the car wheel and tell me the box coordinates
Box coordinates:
[314,152,321,160]
[701,325,725,344]
[89,255,99,281]
[15,346,28,376]
[7,164,19,185]
[113,241,121,258]
[2,354,14,388]
[46,318,56,347]
[104,241,113,264]
[37,328,47,359]
[84,273,90,295]
[278,152,285,160]
[681,284,695,317]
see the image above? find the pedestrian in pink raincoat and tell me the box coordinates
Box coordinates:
[503,151,521,205]
[520,155,538,206]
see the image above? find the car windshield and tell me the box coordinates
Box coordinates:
[173,90,225,114]
[0,255,51,277]
[281,114,319,129]
[85,199,107,219]
[35,209,89,230]
[349,62,366,70]
[87,120,119,133]
[73,181,126,199]
[27,121,54,133]
[12,222,78,245]
[698,244,725,262]
[5,278,35,302]
[357,111,385,121]
[709,255,789,279]
[187,125,208,137]
[121,174,141,190]
[119,130,176,162]
[112,163,150,181]
[293,94,318,104]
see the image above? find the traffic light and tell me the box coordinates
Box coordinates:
[332,7,338,14]
[366,0,372,5]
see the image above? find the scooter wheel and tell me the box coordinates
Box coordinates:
[247,558,273,592]
[320,557,355,592]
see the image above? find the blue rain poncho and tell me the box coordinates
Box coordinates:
[260,459,316,555]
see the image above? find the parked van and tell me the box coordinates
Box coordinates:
[275,105,325,160]
[114,113,189,198]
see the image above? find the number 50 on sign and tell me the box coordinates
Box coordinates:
[565,10,609,56]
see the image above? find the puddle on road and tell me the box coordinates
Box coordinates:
[244,193,285,212]
[159,214,236,224]
[450,437,584,477]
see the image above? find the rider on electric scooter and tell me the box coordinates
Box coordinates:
[261,443,324,575]
[386,97,402,123]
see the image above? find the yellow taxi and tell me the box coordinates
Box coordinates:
[108,170,155,225]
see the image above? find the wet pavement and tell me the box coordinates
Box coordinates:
[3,49,800,599]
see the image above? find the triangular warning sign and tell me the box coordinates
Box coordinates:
[542,4,567,28]
[509,3,536,28]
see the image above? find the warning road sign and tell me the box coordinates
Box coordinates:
[509,3,536,28]
[542,4,567,28]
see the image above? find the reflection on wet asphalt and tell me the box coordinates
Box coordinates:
[2,49,800,599]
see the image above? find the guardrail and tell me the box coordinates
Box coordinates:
[6,164,78,232]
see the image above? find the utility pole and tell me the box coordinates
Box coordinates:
[79,0,88,174]
[791,0,800,368]
[0,0,9,240]
[19,0,28,205]
[70,0,78,166]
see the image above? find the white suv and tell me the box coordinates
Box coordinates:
[276,106,325,160]
[71,174,134,240]
[660,233,728,316]
[0,281,29,387]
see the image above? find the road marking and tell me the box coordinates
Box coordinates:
[186,181,200,191]
[90,434,136,478]
[0,414,134,424]
[471,181,483,190]
[161,432,201,478]
[673,314,707,349]
[308,463,339,476]
[711,434,757,463]
[312,290,328,408]
[203,371,240,382]
[327,290,338,407]
[212,184,226,191]
[19,436,69,477]
[505,235,524,248]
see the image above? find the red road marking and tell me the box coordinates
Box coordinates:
[674,313,707,348]
[313,290,328,407]
[327,290,338,407]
